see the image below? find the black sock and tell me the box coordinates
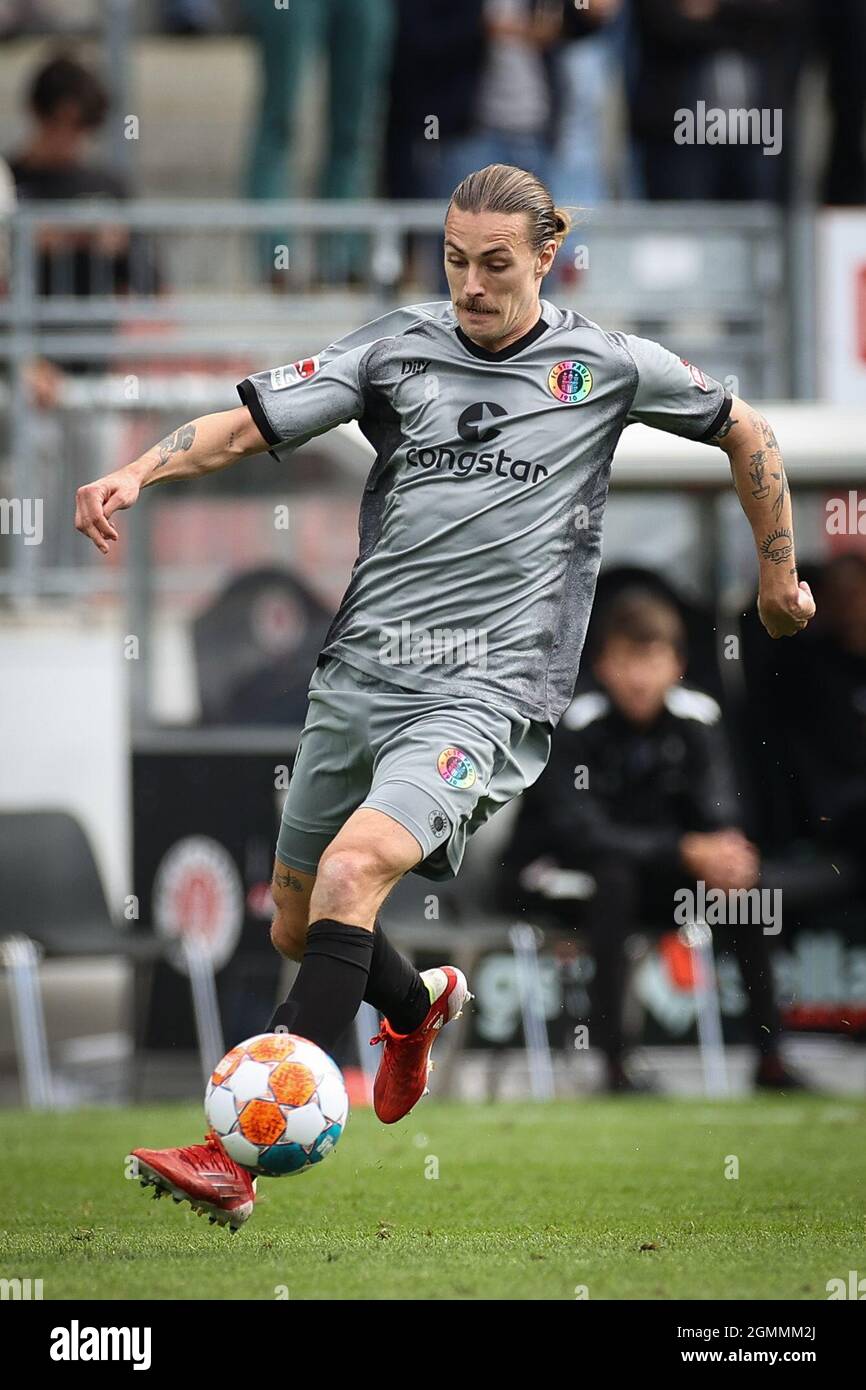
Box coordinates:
[364,919,430,1035]
[268,919,374,1053]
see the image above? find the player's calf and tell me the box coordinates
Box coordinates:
[269,860,315,961]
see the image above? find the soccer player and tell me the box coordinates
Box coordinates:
[75,164,815,1229]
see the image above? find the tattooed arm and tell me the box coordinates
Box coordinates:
[707,396,815,638]
[75,406,268,553]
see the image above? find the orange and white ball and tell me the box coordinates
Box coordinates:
[205,1033,348,1176]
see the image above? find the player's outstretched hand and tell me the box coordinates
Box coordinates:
[75,470,141,554]
[758,579,815,639]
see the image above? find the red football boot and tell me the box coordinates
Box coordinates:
[132,1130,256,1231]
[370,966,471,1124]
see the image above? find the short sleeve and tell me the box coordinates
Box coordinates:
[622,334,732,443]
[236,301,450,460]
[237,341,369,459]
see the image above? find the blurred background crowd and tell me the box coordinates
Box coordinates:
[1,0,864,220]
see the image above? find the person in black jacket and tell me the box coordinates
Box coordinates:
[629,0,809,203]
[814,0,866,205]
[770,554,866,853]
[386,0,561,203]
[507,587,801,1092]
[385,0,489,200]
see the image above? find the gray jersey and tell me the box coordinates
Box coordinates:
[238,300,730,725]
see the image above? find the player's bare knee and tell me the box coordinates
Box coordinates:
[314,844,395,916]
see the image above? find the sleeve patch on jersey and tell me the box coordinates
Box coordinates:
[270,356,320,391]
[680,358,710,392]
[665,686,721,725]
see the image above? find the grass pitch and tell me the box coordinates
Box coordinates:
[2,1096,864,1300]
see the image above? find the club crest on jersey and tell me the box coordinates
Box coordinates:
[680,357,710,392]
[548,360,593,404]
[437,747,477,789]
[270,356,320,391]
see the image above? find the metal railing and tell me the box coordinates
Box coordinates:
[1,196,788,349]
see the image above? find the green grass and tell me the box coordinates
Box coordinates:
[2,1097,865,1300]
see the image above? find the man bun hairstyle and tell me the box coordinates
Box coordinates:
[449,163,572,252]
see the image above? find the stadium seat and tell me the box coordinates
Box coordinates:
[192,567,332,726]
[0,809,218,1105]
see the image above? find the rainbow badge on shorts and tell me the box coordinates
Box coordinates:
[437,747,477,789]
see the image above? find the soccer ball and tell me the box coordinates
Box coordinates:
[205,1032,348,1176]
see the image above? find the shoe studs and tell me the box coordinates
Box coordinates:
[135,1168,245,1231]
[455,990,475,1020]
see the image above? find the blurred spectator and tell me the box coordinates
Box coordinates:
[551,0,623,207]
[419,0,562,201]
[730,554,866,964]
[629,0,808,202]
[6,53,150,300]
[387,0,560,288]
[242,0,395,283]
[163,0,221,36]
[811,0,866,204]
[0,153,64,408]
[385,0,488,200]
[773,554,866,851]
[504,588,801,1093]
[0,0,97,38]
[5,53,157,570]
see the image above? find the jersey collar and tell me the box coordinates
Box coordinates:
[454,313,548,363]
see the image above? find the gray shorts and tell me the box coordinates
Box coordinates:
[276,657,551,881]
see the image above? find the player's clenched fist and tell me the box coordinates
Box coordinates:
[75,470,140,554]
[758,579,816,639]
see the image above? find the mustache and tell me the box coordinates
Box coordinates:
[457,301,497,314]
